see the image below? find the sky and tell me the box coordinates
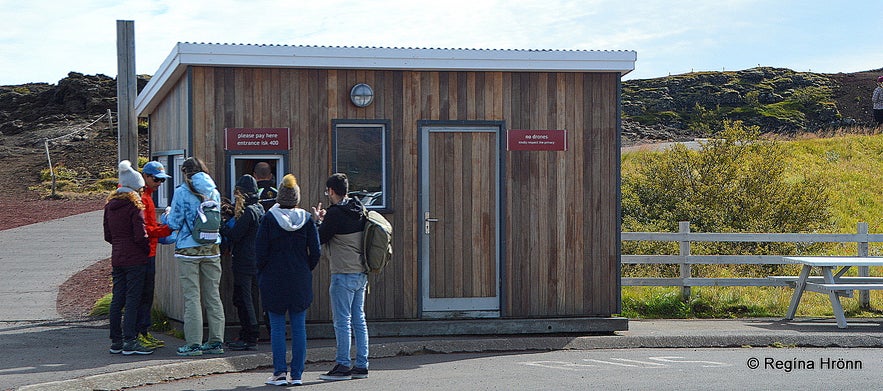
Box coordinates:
[1,0,882,86]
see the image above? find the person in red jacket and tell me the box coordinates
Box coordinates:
[103,160,154,355]
[136,161,173,349]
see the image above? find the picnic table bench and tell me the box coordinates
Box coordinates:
[776,257,883,328]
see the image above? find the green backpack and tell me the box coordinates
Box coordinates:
[362,210,393,273]
[190,197,222,244]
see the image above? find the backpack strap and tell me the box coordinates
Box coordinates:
[183,187,209,234]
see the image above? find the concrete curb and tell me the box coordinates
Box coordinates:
[19,331,883,390]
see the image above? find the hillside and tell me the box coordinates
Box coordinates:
[621,67,883,145]
[1,67,881,207]
[0,73,150,228]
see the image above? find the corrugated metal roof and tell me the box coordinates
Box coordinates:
[135,42,637,116]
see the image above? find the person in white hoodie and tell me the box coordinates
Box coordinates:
[256,174,321,386]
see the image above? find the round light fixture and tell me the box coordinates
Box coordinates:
[350,83,374,107]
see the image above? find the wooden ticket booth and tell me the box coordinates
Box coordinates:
[135,43,636,336]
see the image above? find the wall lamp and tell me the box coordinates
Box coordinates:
[350,83,374,107]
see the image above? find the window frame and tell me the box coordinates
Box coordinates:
[331,119,391,212]
[149,151,185,209]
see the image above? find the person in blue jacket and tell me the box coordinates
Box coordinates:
[165,157,226,357]
[256,174,320,386]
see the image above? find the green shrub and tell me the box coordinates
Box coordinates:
[150,308,173,332]
[39,164,79,182]
[90,293,112,316]
[622,120,832,238]
[88,178,119,192]
[47,179,77,192]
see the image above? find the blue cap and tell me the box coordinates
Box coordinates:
[142,161,171,179]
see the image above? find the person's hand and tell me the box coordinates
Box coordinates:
[160,207,171,224]
[312,202,325,222]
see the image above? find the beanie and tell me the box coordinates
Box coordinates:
[275,174,300,207]
[235,174,259,195]
[117,160,145,193]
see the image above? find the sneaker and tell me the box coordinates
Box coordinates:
[265,373,289,386]
[109,341,123,354]
[121,340,155,355]
[140,332,165,348]
[319,363,352,381]
[136,334,155,349]
[176,344,203,356]
[290,378,303,386]
[351,366,369,379]
[200,341,224,354]
[225,340,256,351]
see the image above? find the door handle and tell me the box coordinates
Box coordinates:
[424,212,439,234]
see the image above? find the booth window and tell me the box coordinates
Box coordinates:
[332,120,390,210]
[150,153,185,209]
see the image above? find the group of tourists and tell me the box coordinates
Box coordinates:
[102,157,371,386]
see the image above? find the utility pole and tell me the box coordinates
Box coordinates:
[116,20,138,163]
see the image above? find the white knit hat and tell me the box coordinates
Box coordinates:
[117,160,145,193]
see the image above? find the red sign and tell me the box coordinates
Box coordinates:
[507,129,567,151]
[225,128,290,151]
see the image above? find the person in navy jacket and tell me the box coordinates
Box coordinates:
[256,174,320,386]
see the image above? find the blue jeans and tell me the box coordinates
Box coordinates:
[329,273,369,368]
[135,256,156,335]
[109,264,147,343]
[268,310,306,380]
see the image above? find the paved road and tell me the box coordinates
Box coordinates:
[0,210,109,321]
[131,347,879,390]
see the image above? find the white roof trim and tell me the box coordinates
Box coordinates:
[135,43,637,116]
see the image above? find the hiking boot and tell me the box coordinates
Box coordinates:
[226,340,256,351]
[319,363,352,381]
[351,366,369,379]
[265,373,290,386]
[121,340,155,355]
[139,332,165,348]
[109,341,123,354]
[200,341,225,354]
[176,344,203,356]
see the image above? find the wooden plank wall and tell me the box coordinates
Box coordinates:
[152,66,620,322]
[503,72,621,317]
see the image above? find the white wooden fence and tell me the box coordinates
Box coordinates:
[621,221,883,305]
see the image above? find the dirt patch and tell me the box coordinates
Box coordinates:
[57,257,112,319]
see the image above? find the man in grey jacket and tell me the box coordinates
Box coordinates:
[312,173,369,381]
